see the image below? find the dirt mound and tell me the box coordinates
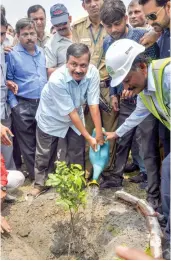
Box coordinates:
[1,181,149,260]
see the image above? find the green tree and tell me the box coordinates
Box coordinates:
[46,161,87,256]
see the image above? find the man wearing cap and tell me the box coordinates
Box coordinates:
[100,0,159,191]
[105,38,170,209]
[44,4,72,78]
[72,0,118,177]
[104,39,170,259]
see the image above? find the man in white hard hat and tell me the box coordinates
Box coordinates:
[104,38,170,260]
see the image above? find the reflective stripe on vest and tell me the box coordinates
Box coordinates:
[139,58,171,130]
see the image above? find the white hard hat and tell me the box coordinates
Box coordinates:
[105,39,145,87]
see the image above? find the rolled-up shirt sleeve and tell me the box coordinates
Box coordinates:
[87,68,100,105]
[116,95,151,137]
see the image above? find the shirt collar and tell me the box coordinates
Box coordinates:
[85,16,103,29]
[146,63,156,92]
[16,43,41,56]
[37,31,50,42]
[108,24,131,42]
[53,31,71,42]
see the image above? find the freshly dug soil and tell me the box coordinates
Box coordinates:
[1,178,149,260]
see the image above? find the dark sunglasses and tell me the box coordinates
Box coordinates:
[1,32,6,36]
[55,22,67,27]
[146,6,164,20]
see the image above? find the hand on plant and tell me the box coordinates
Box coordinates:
[103,131,119,141]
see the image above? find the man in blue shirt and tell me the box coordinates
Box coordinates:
[100,0,160,199]
[30,43,104,197]
[6,18,47,180]
[0,13,17,170]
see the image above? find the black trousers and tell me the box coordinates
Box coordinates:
[111,100,143,179]
[34,127,85,187]
[159,122,170,158]
[111,100,161,200]
[12,98,39,179]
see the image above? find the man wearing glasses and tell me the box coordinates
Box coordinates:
[139,0,170,161]
[6,18,47,181]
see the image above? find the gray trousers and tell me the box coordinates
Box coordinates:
[1,116,16,170]
[12,98,39,180]
[34,127,85,187]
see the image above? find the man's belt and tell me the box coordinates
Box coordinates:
[100,79,111,88]
[16,96,40,103]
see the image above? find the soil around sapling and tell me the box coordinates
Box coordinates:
[1,174,149,260]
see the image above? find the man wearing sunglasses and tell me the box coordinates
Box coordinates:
[139,0,170,160]
[44,4,72,78]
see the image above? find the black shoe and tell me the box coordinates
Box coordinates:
[139,181,148,190]
[124,162,139,173]
[162,238,170,260]
[147,197,161,211]
[129,172,147,183]
[100,177,123,189]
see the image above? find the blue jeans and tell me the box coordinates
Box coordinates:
[161,153,170,240]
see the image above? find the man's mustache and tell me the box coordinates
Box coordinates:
[58,27,67,32]
[26,40,34,44]
[75,72,84,76]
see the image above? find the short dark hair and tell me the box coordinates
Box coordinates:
[0,5,6,17]
[66,43,91,62]
[1,13,7,27]
[27,5,46,17]
[139,0,169,6]
[100,0,126,25]
[15,18,36,34]
[131,54,151,70]
[128,0,140,9]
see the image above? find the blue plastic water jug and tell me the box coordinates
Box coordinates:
[89,128,110,186]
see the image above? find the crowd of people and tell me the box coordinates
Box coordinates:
[0,0,170,259]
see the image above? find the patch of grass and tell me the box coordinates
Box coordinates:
[145,245,153,257]
[106,225,121,237]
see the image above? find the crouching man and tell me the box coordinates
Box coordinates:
[104,39,170,211]
[31,43,104,197]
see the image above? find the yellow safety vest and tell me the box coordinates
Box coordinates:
[139,58,171,130]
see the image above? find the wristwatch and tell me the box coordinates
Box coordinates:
[0,185,7,191]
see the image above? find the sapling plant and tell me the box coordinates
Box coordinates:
[46,161,87,256]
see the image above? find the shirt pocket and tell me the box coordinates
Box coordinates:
[80,38,92,48]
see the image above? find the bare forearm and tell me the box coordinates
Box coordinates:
[89,105,103,135]
[69,109,91,140]
[47,68,57,79]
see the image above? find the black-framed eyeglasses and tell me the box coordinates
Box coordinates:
[146,6,164,20]
[1,32,6,36]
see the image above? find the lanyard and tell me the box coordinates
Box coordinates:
[89,24,103,46]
